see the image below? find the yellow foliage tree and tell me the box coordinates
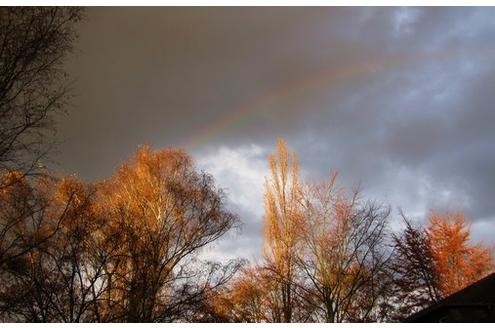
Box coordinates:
[263,138,303,322]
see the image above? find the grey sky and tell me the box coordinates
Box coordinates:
[57,7,495,260]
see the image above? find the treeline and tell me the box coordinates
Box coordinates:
[1,7,494,322]
[202,140,494,322]
[0,141,493,322]
[0,147,240,322]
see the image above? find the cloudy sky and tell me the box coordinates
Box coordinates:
[57,7,495,261]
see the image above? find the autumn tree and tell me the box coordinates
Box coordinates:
[390,210,494,320]
[222,266,270,323]
[199,265,270,322]
[0,7,83,182]
[427,211,494,297]
[31,177,111,322]
[297,172,392,322]
[96,146,240,322]
[1,145,241,322]
[262,139,304,322]
[0,171,67,271]
[203,261,318,323]
[0,173,106,322]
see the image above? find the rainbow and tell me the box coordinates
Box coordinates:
[182,47,494,150]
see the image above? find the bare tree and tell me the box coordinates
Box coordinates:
[0,7,83,182]
[389,212,441,320]
[297,172,392,322]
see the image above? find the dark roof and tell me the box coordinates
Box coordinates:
[405,272,495,322]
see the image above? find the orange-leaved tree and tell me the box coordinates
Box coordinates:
[0,146,241,322]
[97,146,240,322]
[262,138,304,322]
[427,211,494,297]
[0,172,107,322]
[203,265,277,322]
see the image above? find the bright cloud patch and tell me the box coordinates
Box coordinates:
[195,144,269,261]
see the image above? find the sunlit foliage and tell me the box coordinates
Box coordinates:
[427,211,493,297]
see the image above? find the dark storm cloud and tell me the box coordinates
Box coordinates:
[57,7,495,255]
[60,7,350,178]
